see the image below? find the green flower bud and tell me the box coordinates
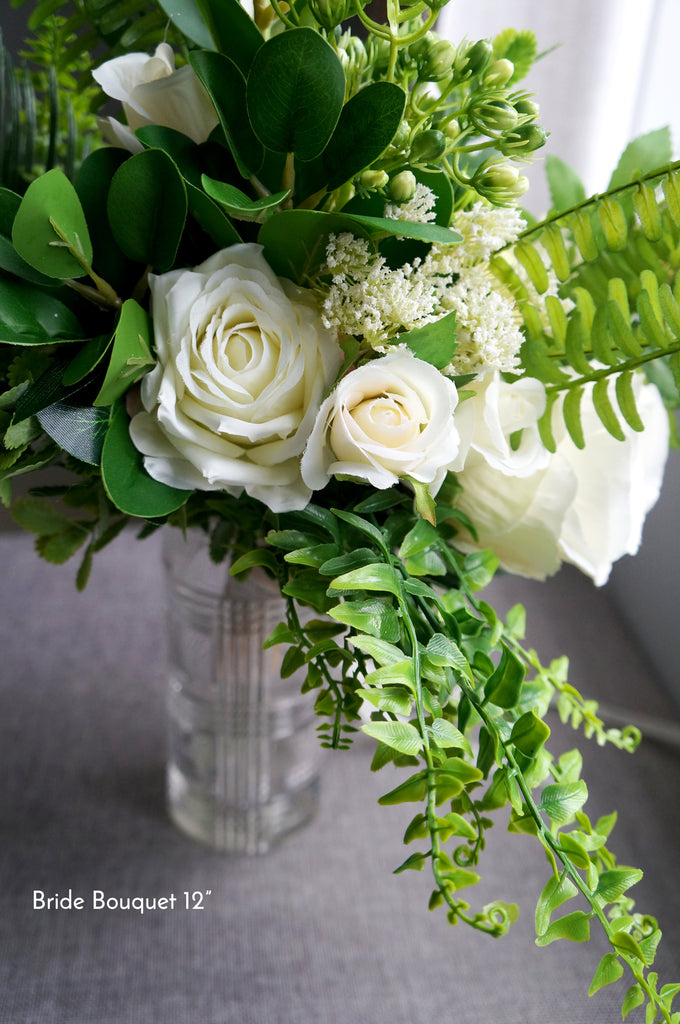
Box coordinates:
[473,162,529,203]
[307,0,352,29]
[410,129,446,162]
[408,33,435,63]
[484,58,514,87]
[500,123,548,155]
[420,39,457,82]
[358,169,390,190]
[390,119,411,151]
[469,98,518,133]
[514,97,540,119]
[388,170,417,202]
[462,38,493,77]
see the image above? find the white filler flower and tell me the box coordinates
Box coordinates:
[129,244,342,512]
[93,43,219,152]
[301,350,463,492]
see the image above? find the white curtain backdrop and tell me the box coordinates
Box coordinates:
[439,0,680,701]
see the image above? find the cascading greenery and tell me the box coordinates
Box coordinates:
[1,1,679,1020]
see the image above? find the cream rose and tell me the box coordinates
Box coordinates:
[301,350,463,492]
[453,373,669,584]
[129,244,343,512]
[93,43,219,152]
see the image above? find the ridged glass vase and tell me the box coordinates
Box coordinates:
[162,527,321,854]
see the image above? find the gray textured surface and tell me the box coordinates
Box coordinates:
[1,529,679,1023]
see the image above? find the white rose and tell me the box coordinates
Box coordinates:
[93,43,219,152]
[455,370,551,477]
[301,350,463,492]
[453,373,669,584]
[557,375,669,585]
[129,243,343,512]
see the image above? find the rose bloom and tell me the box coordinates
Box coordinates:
[129,244,343,512]
[453,373,669,585]
[301,349,464,492]
[93,43,219,152]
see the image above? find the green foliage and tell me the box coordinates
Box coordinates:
[494,134,680,447]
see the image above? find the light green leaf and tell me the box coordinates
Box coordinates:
[401,311,458,370]
[393,852,428,874]
[429,718,472,755]
[539,780,588,827]
[511,710,551,759]
[12,168,92,279]
[621,983,645,1019]
[94,299,153,407]
[426,633,472,679]
[535,874,579,936]
[608,127,672,191]
[10,496,72,535]
[362,720,423,756]
[36,526,89,565]
[329,598,400,642]
[611,930,645,962]
[357,686,413,717]
[349,634,405,667]
[320,81,406,193]
[595,868,643,904]
[377,772,428,804]
[545,155,586,213]
[589,953,624,996]
[202,177,289,219]
[363,660,415,693]
[535,910,591,946]
[329,562,401,597]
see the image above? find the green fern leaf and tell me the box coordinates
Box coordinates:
[563,385,585,448]
[592,377,625,440]
[615,371,645,432]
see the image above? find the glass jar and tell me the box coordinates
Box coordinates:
[162,527,321,854]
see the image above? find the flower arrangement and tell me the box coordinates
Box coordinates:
[2,0,680,1018]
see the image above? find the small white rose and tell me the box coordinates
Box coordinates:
[301,350,463,492]
[93,43,219,152]
[453,373,669,584]
[129,243,343,512]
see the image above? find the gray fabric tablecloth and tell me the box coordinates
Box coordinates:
[1,529,679,1024]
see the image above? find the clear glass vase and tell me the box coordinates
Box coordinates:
[162,527,321,854]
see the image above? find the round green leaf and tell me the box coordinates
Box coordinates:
[107,149,187,272]
[11,168,92,279]
[101,400,191,517]
[246,29,345,160]
[190,51,264,178]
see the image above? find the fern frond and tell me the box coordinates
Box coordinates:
[495,161,680,446]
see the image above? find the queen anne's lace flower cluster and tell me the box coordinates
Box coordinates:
[384,183,438,223]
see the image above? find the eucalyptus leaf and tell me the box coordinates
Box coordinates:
[259,209,373,281]
[0,278,83,346]
[155,0,215,48]
[101,400,191,517]
[12,168,92,279]
[94,299,154,407]
[0,188,60,286]
[194,0,263,74]
[202,176,289,218]
[246,29,345,160]
[189,51,264,178]
[107,149,187,272]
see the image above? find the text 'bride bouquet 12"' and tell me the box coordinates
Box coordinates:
[1,0,679,1018]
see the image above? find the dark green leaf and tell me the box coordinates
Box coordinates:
[107,149,187,272]
[10,496,73,534]
[246,29,345,160]
[258,208,373,282]
[194,0,263,73]
[156,0,215,48]
[320,81,405,192]
[189,51,263,178]
[101,400,191,517]
[400,311,457,369]
[36,525,88,565]
[0,278,83,346]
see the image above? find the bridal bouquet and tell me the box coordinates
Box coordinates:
[2,0,679,1018]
